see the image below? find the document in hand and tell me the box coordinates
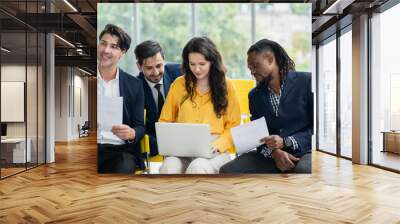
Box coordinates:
[231,117,269,155]
[97,95,123,132]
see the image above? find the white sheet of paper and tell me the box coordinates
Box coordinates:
[97,95,123,132]
[231,117,269,154]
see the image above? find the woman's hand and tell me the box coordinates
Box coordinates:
[211,134,221,153]
[211,147,221,154]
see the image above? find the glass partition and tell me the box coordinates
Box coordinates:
[0,1,46,179]
[371,4,400,171]
[317,36,337,155]
[1,29,28,177]
[339,28,352,158]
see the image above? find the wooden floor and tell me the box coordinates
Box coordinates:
[1,135,400,223]
[373,151,400,171]
[1,163,46,178]
[0,167,26,178]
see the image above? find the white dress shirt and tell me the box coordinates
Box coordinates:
[97,67,125,145]
[145,78,165,111]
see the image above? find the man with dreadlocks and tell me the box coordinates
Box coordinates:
[220,39,313,173]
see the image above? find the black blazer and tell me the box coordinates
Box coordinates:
[119,69,145,169]
[138,63,182,156]
[249,71,313,157]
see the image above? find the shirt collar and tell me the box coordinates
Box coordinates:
[97,67,120,82]
[268,75,286,91]
[145,75,164,89]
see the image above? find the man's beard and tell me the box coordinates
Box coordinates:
[256,75,273,89]
[147,72,163,83]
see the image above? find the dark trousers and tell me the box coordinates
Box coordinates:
[220,151,311,174]
[98,144,137,174]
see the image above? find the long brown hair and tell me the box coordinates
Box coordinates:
[181,37,228,118]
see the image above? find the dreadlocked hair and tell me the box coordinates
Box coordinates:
[247,38,295,84]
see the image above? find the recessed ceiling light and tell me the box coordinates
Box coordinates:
[322,0,353,15]
[1,47,11,53]
[77,67,93,76]
[54,34,75,48]
[63,0,78,12]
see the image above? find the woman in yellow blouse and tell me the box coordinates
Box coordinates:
[158,36,241,174]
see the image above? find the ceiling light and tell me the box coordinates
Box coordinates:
[54,34,75,48]
[63,0,78,12]
[322,0,352,15]
[76,48,84,55]
[1,47,11,53]
[78,67,93,76]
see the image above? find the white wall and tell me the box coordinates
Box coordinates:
[55,66,69,141]
[72,72,89,138]
[1,65,33,137]
[54,67,89,141]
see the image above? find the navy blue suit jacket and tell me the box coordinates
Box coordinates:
[249,71,313,157]
[138,63,182,156]
[119,69,145,169]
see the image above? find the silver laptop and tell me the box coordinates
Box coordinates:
[155,122,214,159]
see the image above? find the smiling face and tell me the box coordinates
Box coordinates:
[247,51,277,83]
[138,52,165,84]
[97,33,125,70]
[188,52,211,82]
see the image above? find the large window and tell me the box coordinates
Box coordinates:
[371,3,400,171]
[97,4,136,76]
[97,3,311,78]
[316,27,352,159]
[139,4,191,65]
[256,4,311,72]
[339,28,352,158]
[198,3,251,78]
[317,36,337,154]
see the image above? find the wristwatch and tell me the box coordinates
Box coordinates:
[283,137,293,150]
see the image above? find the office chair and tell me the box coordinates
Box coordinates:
[138,109,151,174]
[78,121,90,138]
[231,79,255,124]
[136,109,165,174]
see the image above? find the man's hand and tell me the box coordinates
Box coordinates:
[271,149,300,172]
[260,135,284,150]
[111,124,135,141]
